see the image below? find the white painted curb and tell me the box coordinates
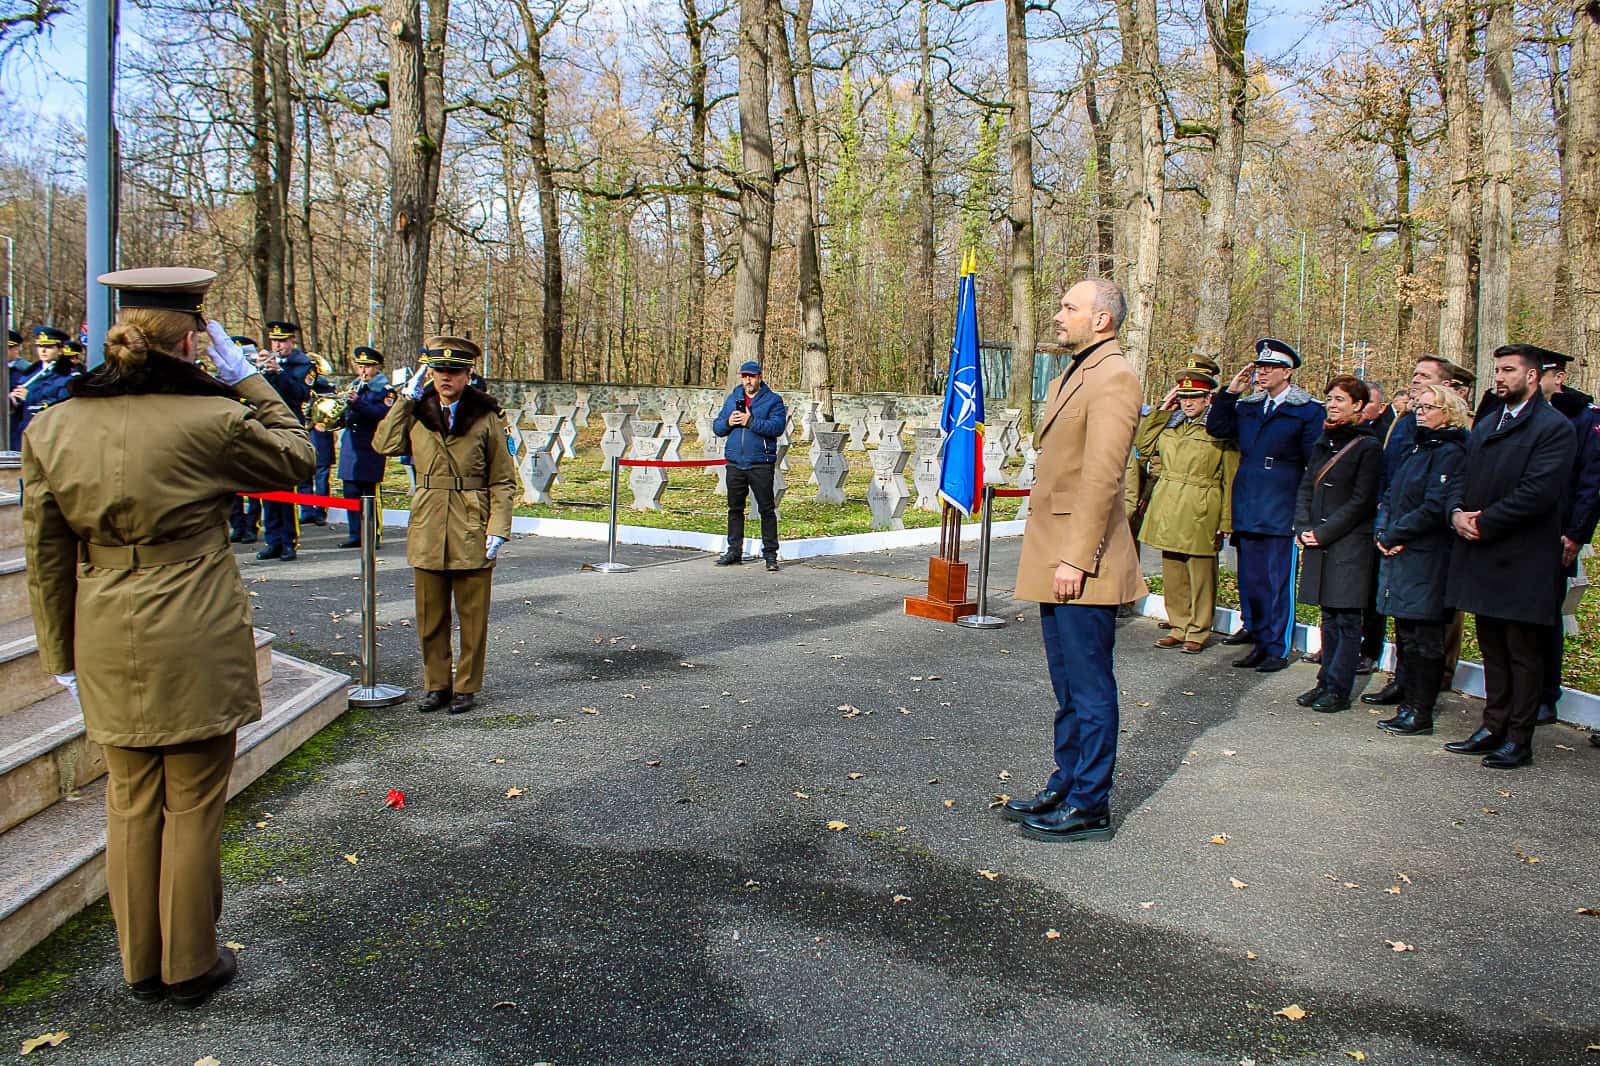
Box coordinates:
[1135,594,1599,731]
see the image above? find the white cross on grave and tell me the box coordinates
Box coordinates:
[553,406,580,460]
[811,430,849,504]
[600,412,629,472]
[912,428,943,511]
[627,435,670,510]
[846,412,869,453]
[516,429,560,504]
[867,446,910,530]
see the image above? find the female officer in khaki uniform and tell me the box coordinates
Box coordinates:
[1134,362,1238,653]
[374,336,516,714]
[22,268,314,1007]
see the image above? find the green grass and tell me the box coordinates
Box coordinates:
[377,424,1024,538]
[0,901,115,1006]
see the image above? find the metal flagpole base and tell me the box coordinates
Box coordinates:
[348,683,408,708]
[956,614,1008,629]
[590,562,635,574]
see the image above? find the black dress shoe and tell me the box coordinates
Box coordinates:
[1378,707,1434,736]
[1361,679,1405,705]
[238,534,258,545]
[447,692,477,714]
[1444,727,1501,755]
[417,689,452,713]
[1001,788,1065,823]
[1535,703,1558,726]
[1355,656,1375,676]
[1311,692,1351,713]
[1482,740,1533,769]
[1019,805,1113,842]
[255,544,283,560]
[168,946,237,1010]
[765,556,781,572]
[1233,646,1267,669]
[127,977,165,1003]
[715,552,743,566]
[1222,629,1254,646]
[1295,686,1327,707]
[1255,656,1290,673]
[278,547,297,561]
[337,538,361,549]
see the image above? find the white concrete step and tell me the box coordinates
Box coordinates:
[0,491,18,554]
[0,548,23,626]
[0,630,277,833]
[0,649,350,974]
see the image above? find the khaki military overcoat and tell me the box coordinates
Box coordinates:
[373,385,516,570]
[22,357,315,747]
[1132,408,1238,557]
[1014,339,1146,606]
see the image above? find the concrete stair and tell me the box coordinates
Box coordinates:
[0,486,353,974]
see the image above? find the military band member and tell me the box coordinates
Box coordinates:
[5,328,27,376]
[373,336,516,714]
[255,320,314,560]
[338,346,392,548]
[302,352,337,526]
[22,267,314,1007]
[226,335,264,544]
[9,326,67,450]
[11,327,82,450]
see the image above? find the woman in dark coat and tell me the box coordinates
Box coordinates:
[1372,383,1471,735]
[1293,375,1383,712]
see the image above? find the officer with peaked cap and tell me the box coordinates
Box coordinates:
[6,328,27,375]
[254,321,314,560]
[6,328,31,449]
[20,266,313,1007]
[1206,338,1325,671]
[10,326,79,450]
[374,336,516,714]
[224,335,264,544]
[337,346,392,548]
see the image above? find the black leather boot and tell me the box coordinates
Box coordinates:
[1232,646,1268,669]
[1222,629,1253,646]
[1361,677,1405,705]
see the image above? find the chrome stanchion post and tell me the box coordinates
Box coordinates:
[957,484,1007,629]
[592,457,634,573]
[348,495,407,707]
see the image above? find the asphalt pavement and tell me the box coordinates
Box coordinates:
[2,521,1597,1065]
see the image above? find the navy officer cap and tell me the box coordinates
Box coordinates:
[34,325,69,346]
[1253,338,1300,369]
[352,346,384,367]
[7,329,20,345]
[230,335,258,348]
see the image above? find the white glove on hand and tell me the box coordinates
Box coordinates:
[485,535,507,561]
[54,673,79,705]
[205,321,260,386]
[409,367,429,401]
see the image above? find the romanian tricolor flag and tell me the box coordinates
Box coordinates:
[938,250,984,516]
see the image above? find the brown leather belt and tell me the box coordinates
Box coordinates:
[82,526,229,570]
[418,475,486,491]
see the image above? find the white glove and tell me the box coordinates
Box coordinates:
[392,366,411,390]
[485,535,507,561]
[205,321,260,386]
[409,367,429,401]
[54,673,79,704]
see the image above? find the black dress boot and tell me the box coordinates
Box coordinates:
[1295,686,1327,707]
[1361,677,1405,705]
[1001,788,1065,824]
[1233,646,1268,669]
[1535,703,1558,726]
[715,551,743,566]
[1019,806,1113,842]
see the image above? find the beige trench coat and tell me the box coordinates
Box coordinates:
[1132,408,1238,557]
[1014,339,1146,606]
[373,385,516,570]
[22,359,315,747]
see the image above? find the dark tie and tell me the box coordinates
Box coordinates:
[1263,398,1275,419]
[1497,407,1512,432]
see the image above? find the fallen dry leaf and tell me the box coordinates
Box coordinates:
[1481,807,1499,815]
[846,772,864,780]
[21,1033,69,1055]
[1138,901,1155,910]
[1554,743,1574,751]
[1045,929,1062,939]
[942,799,955,808]
[1343,882,1361,890]
[1386,886,1402,895]
[1245,951,1258,960]
[997,770,1012,781]
[492,1001,516,1010]
[504,787,526,799]
[490,758,505,765]
[825,820,848,831]
[342,853,358,865]
[1576,907,1600,917]
[223,941,246,952]
[196,1058,223,1066]
[1210,833,1231,846]
[977,869,999,881]
[1221,749,1238,757]
[1385,940,1416,953]
[1345,1052,1367,1062]
[793,791,811,799]
[1273,1004,1309,1021]
[1398,872,1414,885]
[581,706,599,715]
[894,826,908,832]
[1515,848,1542,865]
[645,760,662,767]
[891,894,912,904]
[1229,877,1250,890]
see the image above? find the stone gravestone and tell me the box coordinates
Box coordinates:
[702,432,729,494]
[553,405,580,460]
[695,402,718,445]
[846,411,869,453]
[866,401,888,447]
[516,428,560,504]
[877,418,907,466]
[600,412,630,472]
[532,415,569,460]
[1016,444,1038,519]
[658,409,685,462]
[798,399,820,442]
[982,431,1012,486]
[867,444,910,530]
[912,428,943,511]
[772,437,790,506]
[519,388,543,419]
[808,423,834,474]
[626,435,670,510]
[617,403,639,449]
[571,388,592,428]
[776,413,793,472]
[811,430,850,504]
[999,408,1022,457]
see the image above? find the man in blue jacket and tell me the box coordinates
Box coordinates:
[1206,339,1325,672]
[256,320,314,561]
[338,346,392,549]
[713,360,788,571]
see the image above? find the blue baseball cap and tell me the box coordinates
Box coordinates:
[739,360,762,375]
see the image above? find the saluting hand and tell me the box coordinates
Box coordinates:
[1161,386,1180,411]
[1226,366,1253,395]
[205,322,259,386]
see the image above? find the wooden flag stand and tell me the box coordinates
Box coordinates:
[904,504,978,622]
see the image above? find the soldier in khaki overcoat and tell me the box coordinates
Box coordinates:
[373,336,516,714]
[22,268,314,1007]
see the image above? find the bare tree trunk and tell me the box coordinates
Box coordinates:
[268,0,297,328]
[300,91,322,353]
[792,0,823,216]
[1004,0,1035,429]
[772,8,832,414]
[1391,115,1416,351]
[1476,0,1513,371]
[513,0,564,381]
[1437,0,1477,370]
[1544,16,1573,349]
[1082,42,1116,277]
[1117,0,1162,379]
[249,19,285,320]
[681,0,708,385]
[1571,0,1600,382]
[728,0,775,384]
[382,0,451,362]
[1192,0,1248,365]
[917,0,938,394]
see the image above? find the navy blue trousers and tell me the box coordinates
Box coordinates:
[229,497,258,539]
[262,499,297,550]
[1039,602,1119,814]
[1235,532,1296,658]
[1316,607,1364,698]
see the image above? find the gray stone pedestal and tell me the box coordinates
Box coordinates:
[912,428,942,511]
[516,429,561,504]
[867,446,910,530]
[659,410,684,462]
[553,406,580,459]
[982,432,1011,485]
[600,412,630,472]
[627,436,670,510]
[846,412,868,452]
[812,430,849,504]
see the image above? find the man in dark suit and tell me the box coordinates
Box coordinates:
[338,346,392,548]
[1442,344,1577,769]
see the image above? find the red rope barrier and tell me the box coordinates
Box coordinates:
[240,490,363,512]
[616,458,729,469]
[991,488,1031,498]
